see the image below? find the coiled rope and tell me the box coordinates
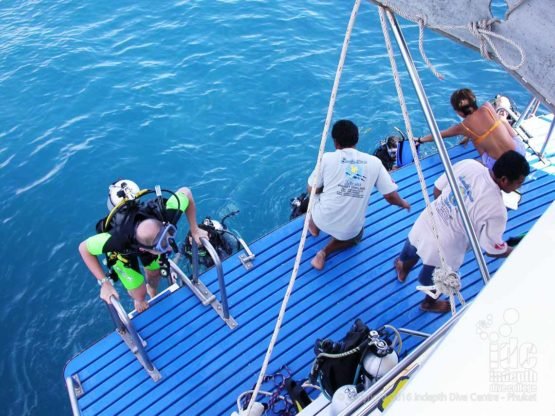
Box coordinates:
[375,0,526,79]
[244,0,363,413]
[378,6,464,315]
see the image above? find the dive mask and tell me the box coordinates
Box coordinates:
[141,223,178,253]
[387,145,398,158]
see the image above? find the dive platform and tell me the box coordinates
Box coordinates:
[64,130,555,415]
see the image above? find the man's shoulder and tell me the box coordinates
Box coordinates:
[341,148,377,160]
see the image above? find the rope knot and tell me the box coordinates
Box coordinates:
[432,267,462,296]
[416,266,465,315]
[466,18,524,70]
[469,18,499,60]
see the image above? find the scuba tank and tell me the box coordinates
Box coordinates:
[182,211,242,269]
[290,192,309,220]
[310,320,401,399]
[361,330,399,389]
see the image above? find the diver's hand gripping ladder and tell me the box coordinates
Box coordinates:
[169,236,238,329]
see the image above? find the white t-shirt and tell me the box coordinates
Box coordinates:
[408,159,508,270]
[308,148,398,241]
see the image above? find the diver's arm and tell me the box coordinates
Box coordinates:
[419,124,465,143]
[78,241,119,303]
[177,187,208,244]
[383,191,411,211]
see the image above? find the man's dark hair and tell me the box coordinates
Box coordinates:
[331,120,359,148]
[492,150,530,181]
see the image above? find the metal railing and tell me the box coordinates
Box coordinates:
[384,8,491,284]
[169,237,237,328]
[189,236,230,320]
[237,236,256,270]
[540,117,555,158]
[106,295,161,381]
[513,97,539,130]
[500,97,552,161]
[65,376,81,415]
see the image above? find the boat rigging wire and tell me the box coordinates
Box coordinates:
[244,0,363,413]
[372,0,526,76]
[378,5,464,315]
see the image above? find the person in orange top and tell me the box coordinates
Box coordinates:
[416,88,525,168]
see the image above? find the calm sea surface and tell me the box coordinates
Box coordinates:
[0,1,530,414]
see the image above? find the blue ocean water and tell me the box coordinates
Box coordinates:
[0,1,531,414]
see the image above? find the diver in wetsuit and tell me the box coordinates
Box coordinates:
[78,180,207,312]
[373,135,399,171]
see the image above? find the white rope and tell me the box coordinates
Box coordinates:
[375,0,526,77]
[378,6,464,315]
[416,15,444,80]
[244,0,363,413]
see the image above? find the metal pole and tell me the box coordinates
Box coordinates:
[540,117,555,157]
[110,296,156,373]
[199,236,230,320]
[530,99,540,117]
[191,236,199,284]
[501,106,546,162]
[339,304,468,416]
[65,377,81,415]
[397,328,431,338]
[513,97,538,129]
[106,302,126,333]
[385,9,490,283]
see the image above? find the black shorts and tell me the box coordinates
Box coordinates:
[337,228,363,244]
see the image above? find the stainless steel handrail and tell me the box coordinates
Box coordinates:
[65,376,81,415]
[385,8,491,284]
[513,97,539,130]
[190,237,230,319]
[106,295,156,373]
[397,328,431,338]
[540,117,555,158]
[339,304,468,416]
[491,102,548,163]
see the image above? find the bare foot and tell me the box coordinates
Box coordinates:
[311,250,326,270]
[394,257,408,283]
[308,220,320,237]
[134,299,149,313]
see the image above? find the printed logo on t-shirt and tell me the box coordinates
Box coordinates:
[337,158,367,198]
[438,174,475,224]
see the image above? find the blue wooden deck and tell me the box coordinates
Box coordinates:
[64,143,555,415]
